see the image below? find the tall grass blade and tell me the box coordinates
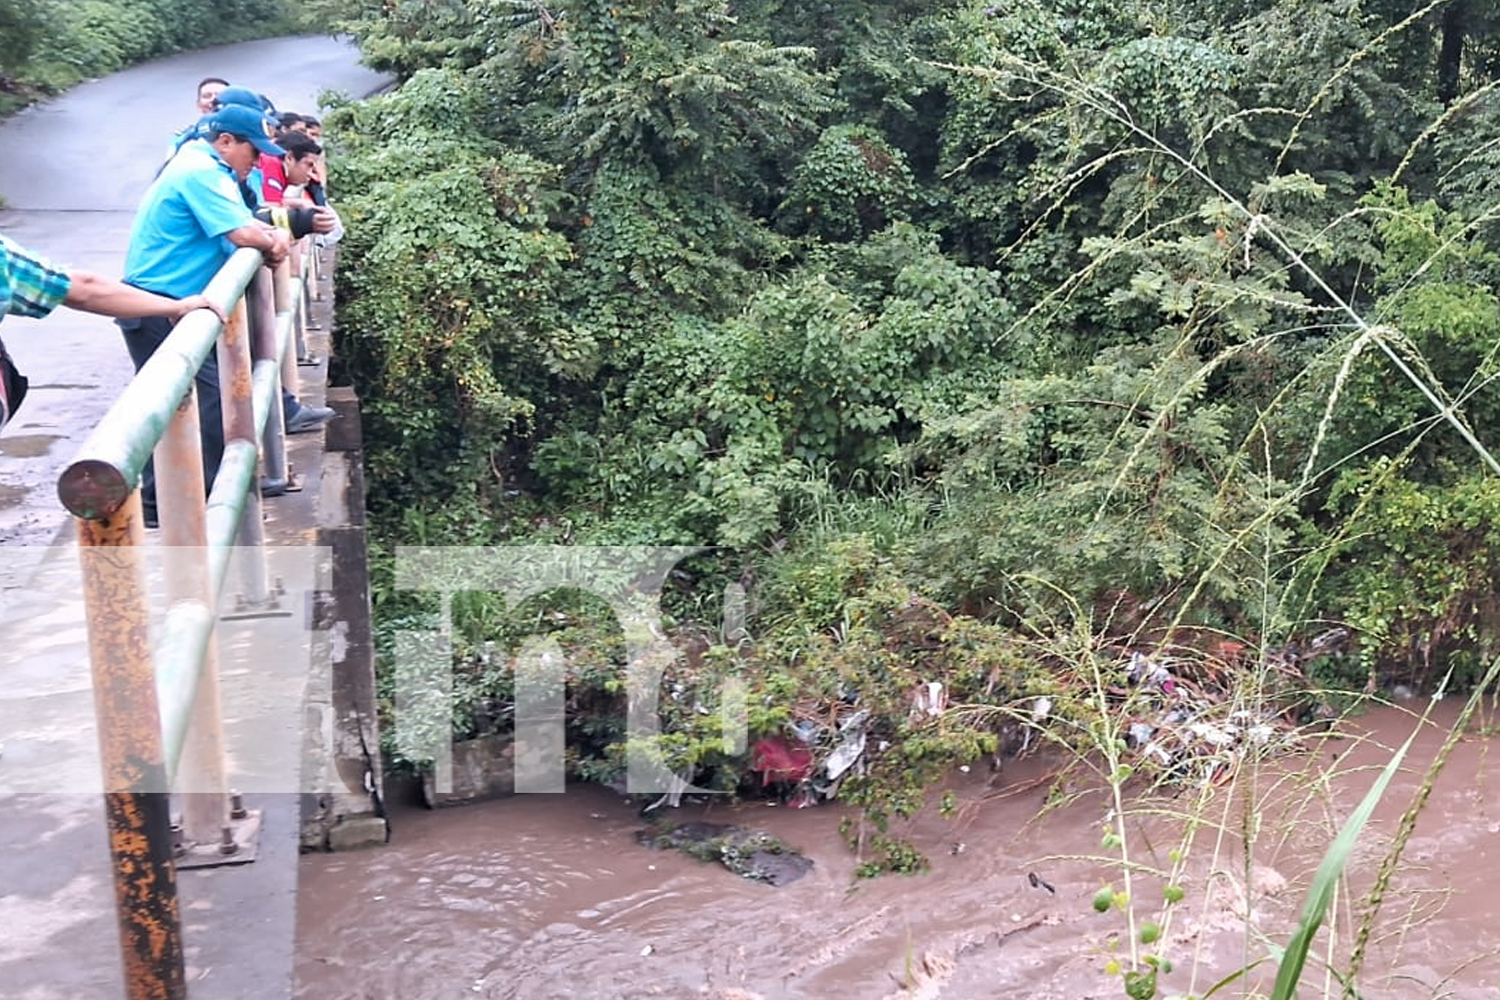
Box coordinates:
[1267,720,1422,1000]
[1201,958,1264,997]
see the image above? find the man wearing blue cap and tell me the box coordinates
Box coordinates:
[128,104,291,299]
[121,102,320,526]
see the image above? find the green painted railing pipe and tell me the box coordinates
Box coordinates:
[154,437,256,780]
[272,276,305,373]
[56,249,264,518]
[253,274,301,438]
[252,358,280,438]
[153,601,215,785]
[277,280,304,348]
[203,439,259,601]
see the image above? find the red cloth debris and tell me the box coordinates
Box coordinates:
[1215,640,1247,664]
[750,736,813,785]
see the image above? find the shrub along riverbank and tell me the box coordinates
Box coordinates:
[0,0,296,117]
[317,0,1500,934]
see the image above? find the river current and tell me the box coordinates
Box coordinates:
[294,703,1500,999]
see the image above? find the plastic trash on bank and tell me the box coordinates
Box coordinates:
[1127,650,1179,697]
[911,680,947,719]
[825,709,870,782]
[749,734,813,786]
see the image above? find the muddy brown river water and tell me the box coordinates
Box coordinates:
[294,703,1500,999]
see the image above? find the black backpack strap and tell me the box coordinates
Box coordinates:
[0,334,29,428]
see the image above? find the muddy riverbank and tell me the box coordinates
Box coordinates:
[294,702,1500,999]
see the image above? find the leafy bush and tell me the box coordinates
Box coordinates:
[777,124,917,240]
[1321,464,1500,690]
[324,0,1500,910]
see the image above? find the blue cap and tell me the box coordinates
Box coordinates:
[214,86,268,111]
[209,104,285,156]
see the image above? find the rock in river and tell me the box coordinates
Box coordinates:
[636,821,814,887]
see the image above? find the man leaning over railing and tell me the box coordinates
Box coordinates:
[268,132,345,246]
[0,233,223,429]
[118,102,297,529]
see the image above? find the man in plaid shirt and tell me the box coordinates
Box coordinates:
[0,233,221,427]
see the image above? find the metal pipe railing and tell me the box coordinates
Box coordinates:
[205,440,261,599]
[56,236,321,1000]
[56,251,263,518]
[153,601,216,784]
[154,379,227,844]
[153,437,257,785]
[247,269,289,494]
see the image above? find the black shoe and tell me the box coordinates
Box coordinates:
[143,505,159,529]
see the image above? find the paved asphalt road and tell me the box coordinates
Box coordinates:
[0,36,389,1000]
[0,34,388,561]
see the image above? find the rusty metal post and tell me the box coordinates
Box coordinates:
[217,294,256,445]
[289,243,313,359]
[284,305,305,387]
[77,493,187,1000]
[271,255,292,314]
[155,384,230,844]
[216,294,273,608]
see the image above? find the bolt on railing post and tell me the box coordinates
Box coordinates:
[156,384,230,844]
[76,493,187,1000]
[216,294,274,608]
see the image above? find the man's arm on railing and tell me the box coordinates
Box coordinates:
[63,272,226,324]
[254,204,338,240]
[226,223,292,265]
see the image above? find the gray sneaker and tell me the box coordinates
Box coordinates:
[286,404,335,434]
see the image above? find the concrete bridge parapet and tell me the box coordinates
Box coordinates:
[301,370,389,853]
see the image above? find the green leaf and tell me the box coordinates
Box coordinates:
[1267,720,1421,1000]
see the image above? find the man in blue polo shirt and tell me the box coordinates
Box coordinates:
[126,105,289,296]
[121,102,298,526]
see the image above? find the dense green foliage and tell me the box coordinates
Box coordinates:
[0,0,292,114]
[321,0,1500,897]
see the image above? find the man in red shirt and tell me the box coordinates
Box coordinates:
[261,132,321,205]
